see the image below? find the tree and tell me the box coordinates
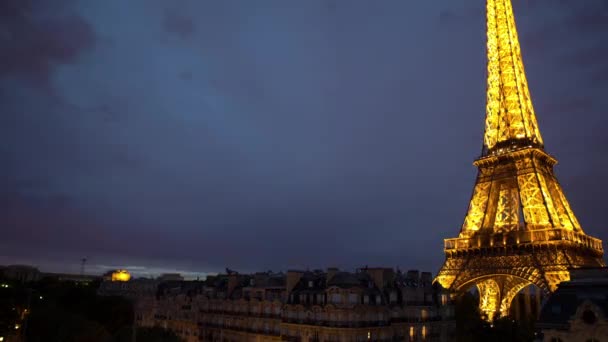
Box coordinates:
[26,307,112,342]
[454,292,535,342]
[454,292,485,342]
[114,326,182,342]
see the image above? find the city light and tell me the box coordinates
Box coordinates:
[111,269,132,282]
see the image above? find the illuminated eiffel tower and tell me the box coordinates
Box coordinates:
[435,0,605,321]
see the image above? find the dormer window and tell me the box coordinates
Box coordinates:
[582,310,598,325]
[331,293,341,304]
[317,294,324,305]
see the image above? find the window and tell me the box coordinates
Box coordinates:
[409,326,415,341]
[422,326,427,340]
[390,291,397,303]
[308,280,313,288]
[349,293,358,304]
[317,294,324,304]
[364,295,369,304]
[331,293,341,303]
[421,309,429,320]
[582,310,598,325]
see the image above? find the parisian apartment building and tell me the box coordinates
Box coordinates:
[99,267,456,341]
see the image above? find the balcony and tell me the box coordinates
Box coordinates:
[197,322,281,336]
[281,318,390,328]
[199,309,281,319]
[444,228,603,254]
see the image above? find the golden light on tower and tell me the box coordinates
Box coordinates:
[484,0,543,151]
[111,269,131,282]
[435,0,604,321]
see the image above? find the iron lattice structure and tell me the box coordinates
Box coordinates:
[435,0,605,321]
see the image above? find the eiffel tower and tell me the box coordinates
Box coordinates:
[435,0,605,321]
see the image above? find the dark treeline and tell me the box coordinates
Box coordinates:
[0,276,181,342]
[454,292,536,342]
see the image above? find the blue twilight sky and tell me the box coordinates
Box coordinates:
[1,0,607,278]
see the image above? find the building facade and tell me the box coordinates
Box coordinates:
[535,268,608,342]
[1,265,41,283]
[116,267,454,341]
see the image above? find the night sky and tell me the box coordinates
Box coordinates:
[1,0,607,278]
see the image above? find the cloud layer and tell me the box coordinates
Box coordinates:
[1,0,607,276]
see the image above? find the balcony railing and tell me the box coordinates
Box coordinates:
[198,322,281,336]
[444,228,603,253]
[281,318,390,328]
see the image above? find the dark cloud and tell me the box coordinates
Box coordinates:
[0,0,606,277]
[178,70,193,81]
[162,9,195,39]
[437,7,483,28]
[0,0,96,92]
[562,44,608,68]
[520,1,608,47]
[591,66,608,86]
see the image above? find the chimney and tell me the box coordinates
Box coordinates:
[228,273,239,296]
[286,270,304,294]
[406,270,420,283]
[326,267,339,283]
[421,272,432,286]
[364,267,394,289]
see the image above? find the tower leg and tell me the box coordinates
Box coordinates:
[476,276,531,321]
[524,286,532,319]
[477,279,501,321]
[499,277,531,319]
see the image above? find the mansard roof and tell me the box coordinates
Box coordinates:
[537,268,608,327]
[327,271,370,289]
